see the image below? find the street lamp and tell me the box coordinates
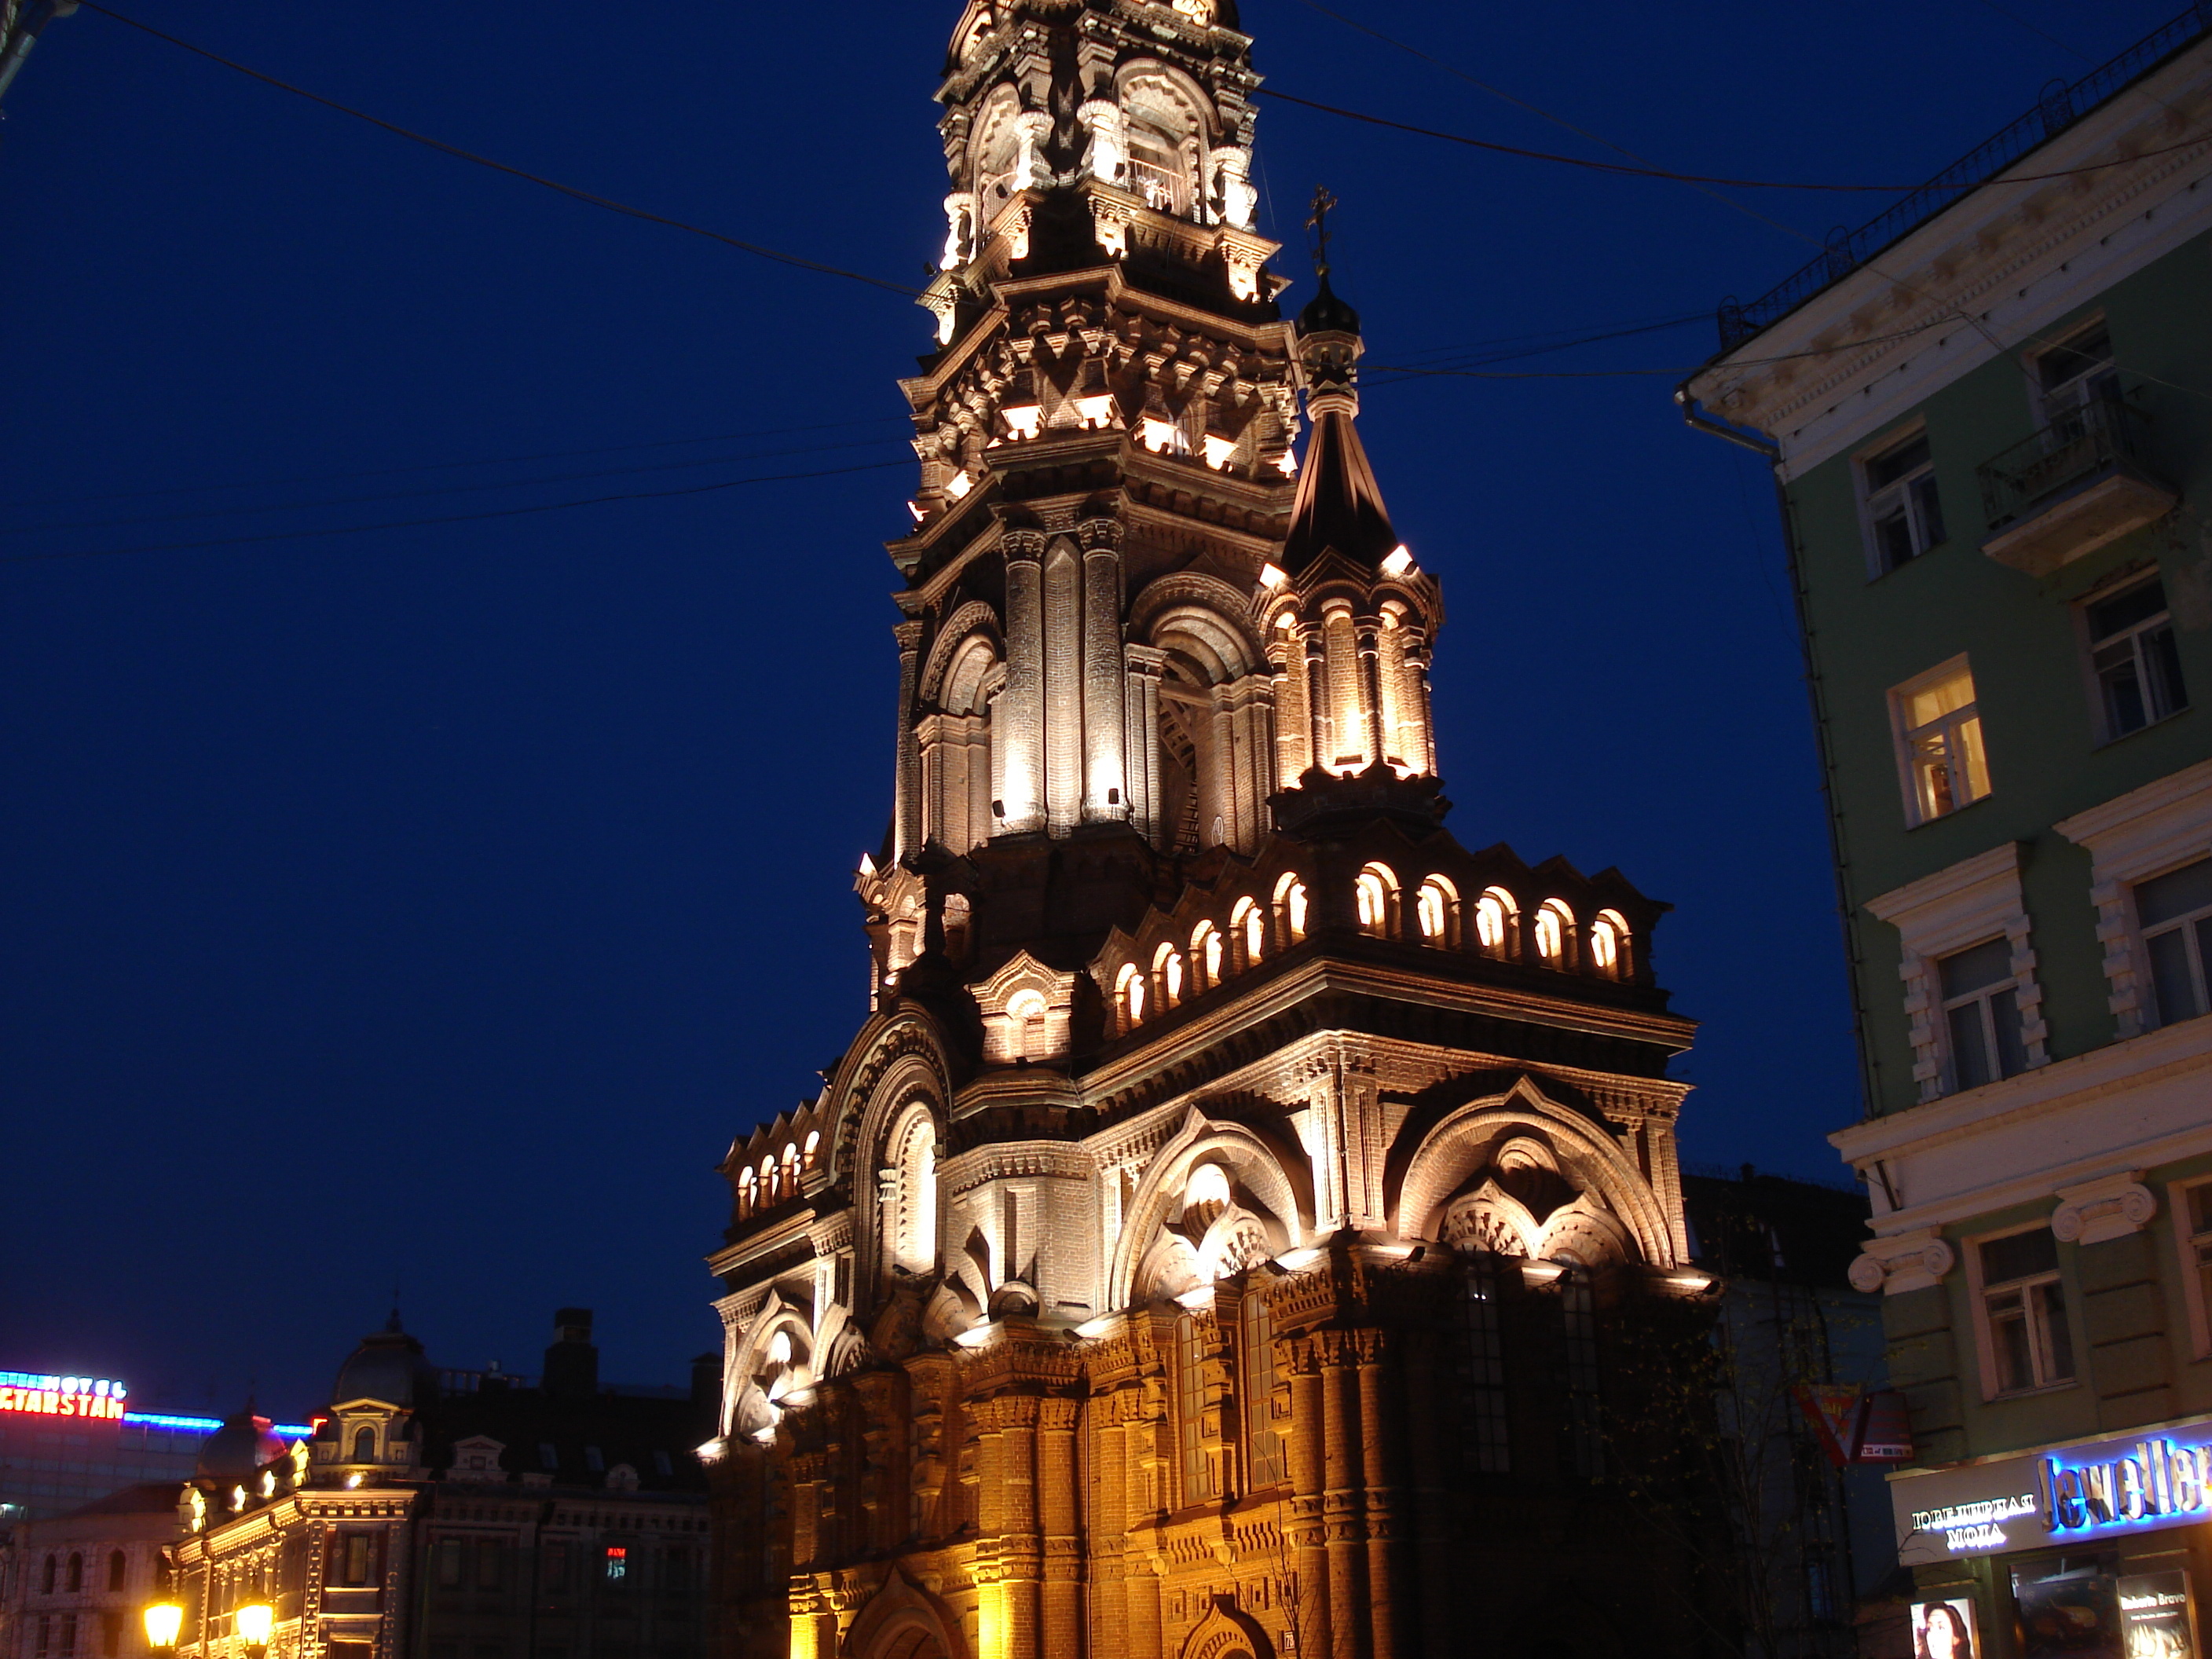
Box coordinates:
[235,1605,273,1659]
[141,1604,183,1654]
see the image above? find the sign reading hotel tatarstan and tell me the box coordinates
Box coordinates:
[0,1371,127,1420]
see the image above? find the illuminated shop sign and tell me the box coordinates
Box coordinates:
[1895,1422,2212,1564]
[2045,1435,2212,1542]
[0,1372,127,1420]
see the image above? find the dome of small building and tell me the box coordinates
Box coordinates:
[331,1313,438,1410]
[1297,272,1360,337]
[196,1409,287,1481]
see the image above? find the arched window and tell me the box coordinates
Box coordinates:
[737,1166,756,1215]
[1474,888,1517,958]
[885,1106,939,1276]
[761,1156,779,1201]
[353,1426,376,1463]
[1006,988,1048,1058]
[1416,876,1456,944]
[1155,943,1185,1007]
[1240,1291,1287,1489]
[1590,910,1629,978]
[108,1553,126,1594]
[1276,874,1308,943]
[1115,961,1146,1027]
[1192,921,1221,989]
[801,1130,821,1170]
[1535,900,1573,966]
[781,1144,800,1194]
[1230,896,1263,966]
[1355,864,1395,936]
[64,1555,80,1594]
[42,1556,56,1595]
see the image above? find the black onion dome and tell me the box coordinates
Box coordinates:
[196,1409,287,1480]
[331,1313,438,1409]
[1297,272,1361,336]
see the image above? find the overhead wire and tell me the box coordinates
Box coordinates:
[2,458,917,566]
[4,434,912,537]
[76,2,923,298]
[5,415,914,511]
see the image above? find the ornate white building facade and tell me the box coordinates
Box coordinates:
[704,5,1716,1658]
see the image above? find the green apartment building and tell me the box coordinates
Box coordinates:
[1683,12,2212,1659]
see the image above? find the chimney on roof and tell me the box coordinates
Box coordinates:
[544,1308,598,1401]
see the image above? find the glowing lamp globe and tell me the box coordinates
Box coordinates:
[236,1605,274,1649]
[141,1605,184,1651]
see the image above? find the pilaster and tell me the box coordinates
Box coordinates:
[1079,516,1130,823]
[999,529,1047,834]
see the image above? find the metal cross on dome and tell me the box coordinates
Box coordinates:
[1307,185,1337,277]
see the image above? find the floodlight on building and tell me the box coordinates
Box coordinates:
[1258,562,1287,589]
[1379,545,1415,577]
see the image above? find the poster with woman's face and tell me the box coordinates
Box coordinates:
[1915,1598,1980,1659]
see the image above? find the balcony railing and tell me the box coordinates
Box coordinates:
[1977,397,2177,574]
[1714,2,2212,349]
[1125,156,1193,219]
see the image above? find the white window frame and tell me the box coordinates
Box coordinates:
[1964,1223,2078,1400]
[2168,1176,2212,1361]
[1936,937,2029,1092]
[1858,424,1948,576]
[2055,758,2212,1039]
[2032,315,2120,427]
[2077,569,2187,745]
[1866,843,2048,1104]
[1888,654,1992,828]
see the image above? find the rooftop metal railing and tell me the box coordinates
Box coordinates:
[1715,3,2212,351]
[1977,396,2156,531]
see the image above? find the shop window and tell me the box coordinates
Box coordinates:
[1892,657,1991,826]
[1862,429,1947,574]
[1976,1228,2075,1395]
[2135,856,2212,1027]
[1939,938,2027,1091]
[2084,576,2185,742]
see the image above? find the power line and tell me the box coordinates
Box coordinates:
[1257,84,2212,193]
[2,458,914,565]
[5,435,910,537]
[77,2,922,298]
[5,415,914,511]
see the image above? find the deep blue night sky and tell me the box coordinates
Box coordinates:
[0,0,2179,1418]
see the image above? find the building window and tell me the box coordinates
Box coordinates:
[1978,1229,2075,1394]
[42,1556,56,1596]
[1174,1315,1210,1507]
[475,1540,504,1591]
[1939,938,2027,1091]
[1534,899,1571,966]
[65,1557,81,1594]
[602,1547,628,1584]
[37,1617,49,1657]
[1588,909,1628,978]
[2136,856,2212,1027]
[1354,866,1392,936]
[1415,877,1452,944]
[101,1615,119,1659]
[1862,430,1947,573]
[1474,888,1515,958]
[1460,1252,1511,1474]
[435,1540,463,1590]
[2086,577,2185,741]
[60,1617,76,1657]
[1892,657,1991,826]
[338,1533,376,1587]
[2037,320,2119,428]
[1558,1263,1603,1480]
[1239,1292,1287,1490]
[352,1427,376,1463]
[2180,1181,2212,1357]
[106,1554,124,1595]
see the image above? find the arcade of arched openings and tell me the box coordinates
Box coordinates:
[705,3,1717,1658]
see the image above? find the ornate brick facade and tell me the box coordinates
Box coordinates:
[704,4,1716,1657]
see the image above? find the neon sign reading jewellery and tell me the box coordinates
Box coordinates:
[2044,1434,2212,1539]
[0,1372,128,1420]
